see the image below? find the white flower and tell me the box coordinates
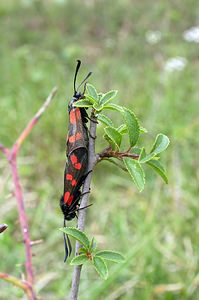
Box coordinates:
[145,30,162,44]
[183,26,199,43]
[164,57,187,73]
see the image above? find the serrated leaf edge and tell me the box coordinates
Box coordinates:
[93,256,108,280]
[123,158,145,192]
[122,107,140,146]
[104,126,122,150]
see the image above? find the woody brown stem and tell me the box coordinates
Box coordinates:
[70,111,98,300]
[98,147,139,161]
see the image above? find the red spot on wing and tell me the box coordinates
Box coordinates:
[75,109,81,120]
[70,154,82,169]
[74,163,82,170]
[71,179,77,186]
[66,174,77,186]
[70,108,81,124]
[68,132,82,143]
[75,132,82,140]
[68,135,76,143]
[64,192,70,203]
[66,174,73,181]
[68,195,74,205]
[64,192,74,205]
[70,154,78,164]
[70,109,76,124]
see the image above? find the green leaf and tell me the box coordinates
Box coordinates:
[147,159,168,183]
[59,227,90,249]
[79,247,87,254]
[150,134,170,155]
[103,103,124,112]
[93,256,108,280]
[104,126,122,150]
[123,158,145,192]
[95,250,125,263]
[140,126,148,133]
[93,103,104,112]
[97,114,114,127]
[86,84,98,100]
[89,237,97,251]
[139,134,170,163]
[139,147,156,163]
[99,90,118,105]
[104,134,117,151]
[74,99,93,108]
[132,147,142,155]
[70,254,88,265]
[123,107,140,147]
[84,94,98,104]
[139,147,147,161]
[117,124,127,134]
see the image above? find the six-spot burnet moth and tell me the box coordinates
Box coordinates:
[60,60,92,261]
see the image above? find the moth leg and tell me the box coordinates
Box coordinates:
[89,132,97,140]
[87,115,98,124]
[78,203,93,211]
[81,189,90,197]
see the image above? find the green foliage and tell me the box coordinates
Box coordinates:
[86,84,98,101]
[95,250,125,263]
[73,99,93,108]
[97,113,114,127]
[104,126,122,150]
[139,134,170,164]
[123,158,145,191]
[103,103,124,112]
[59,227,125,280]
[59,227,90,249]
[147,159,168,184]
[122,107,140,147]
[70,254,88,266]
[83,84,169,190]
[99,90,118,106]
[150,134,170,155]
[93,256,108,280]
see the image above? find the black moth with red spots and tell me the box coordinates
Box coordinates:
[60,60,92,260]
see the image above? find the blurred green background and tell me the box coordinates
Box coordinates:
[0,0,198,299]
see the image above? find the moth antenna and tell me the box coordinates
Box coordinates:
[76,71,92,92]
[63,218,69,262]
[83,82,87,94]
[74,60,81,94]
[67,234,72,256]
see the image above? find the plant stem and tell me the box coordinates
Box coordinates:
[98,147,139,160]
[0,272,34,296]
[70,111,98,300]
[15,87,58,151]
[10,155,34,285]
[0,87,57,300]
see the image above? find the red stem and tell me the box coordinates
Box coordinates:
[0,87,57,300]
[9,154,34,285]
